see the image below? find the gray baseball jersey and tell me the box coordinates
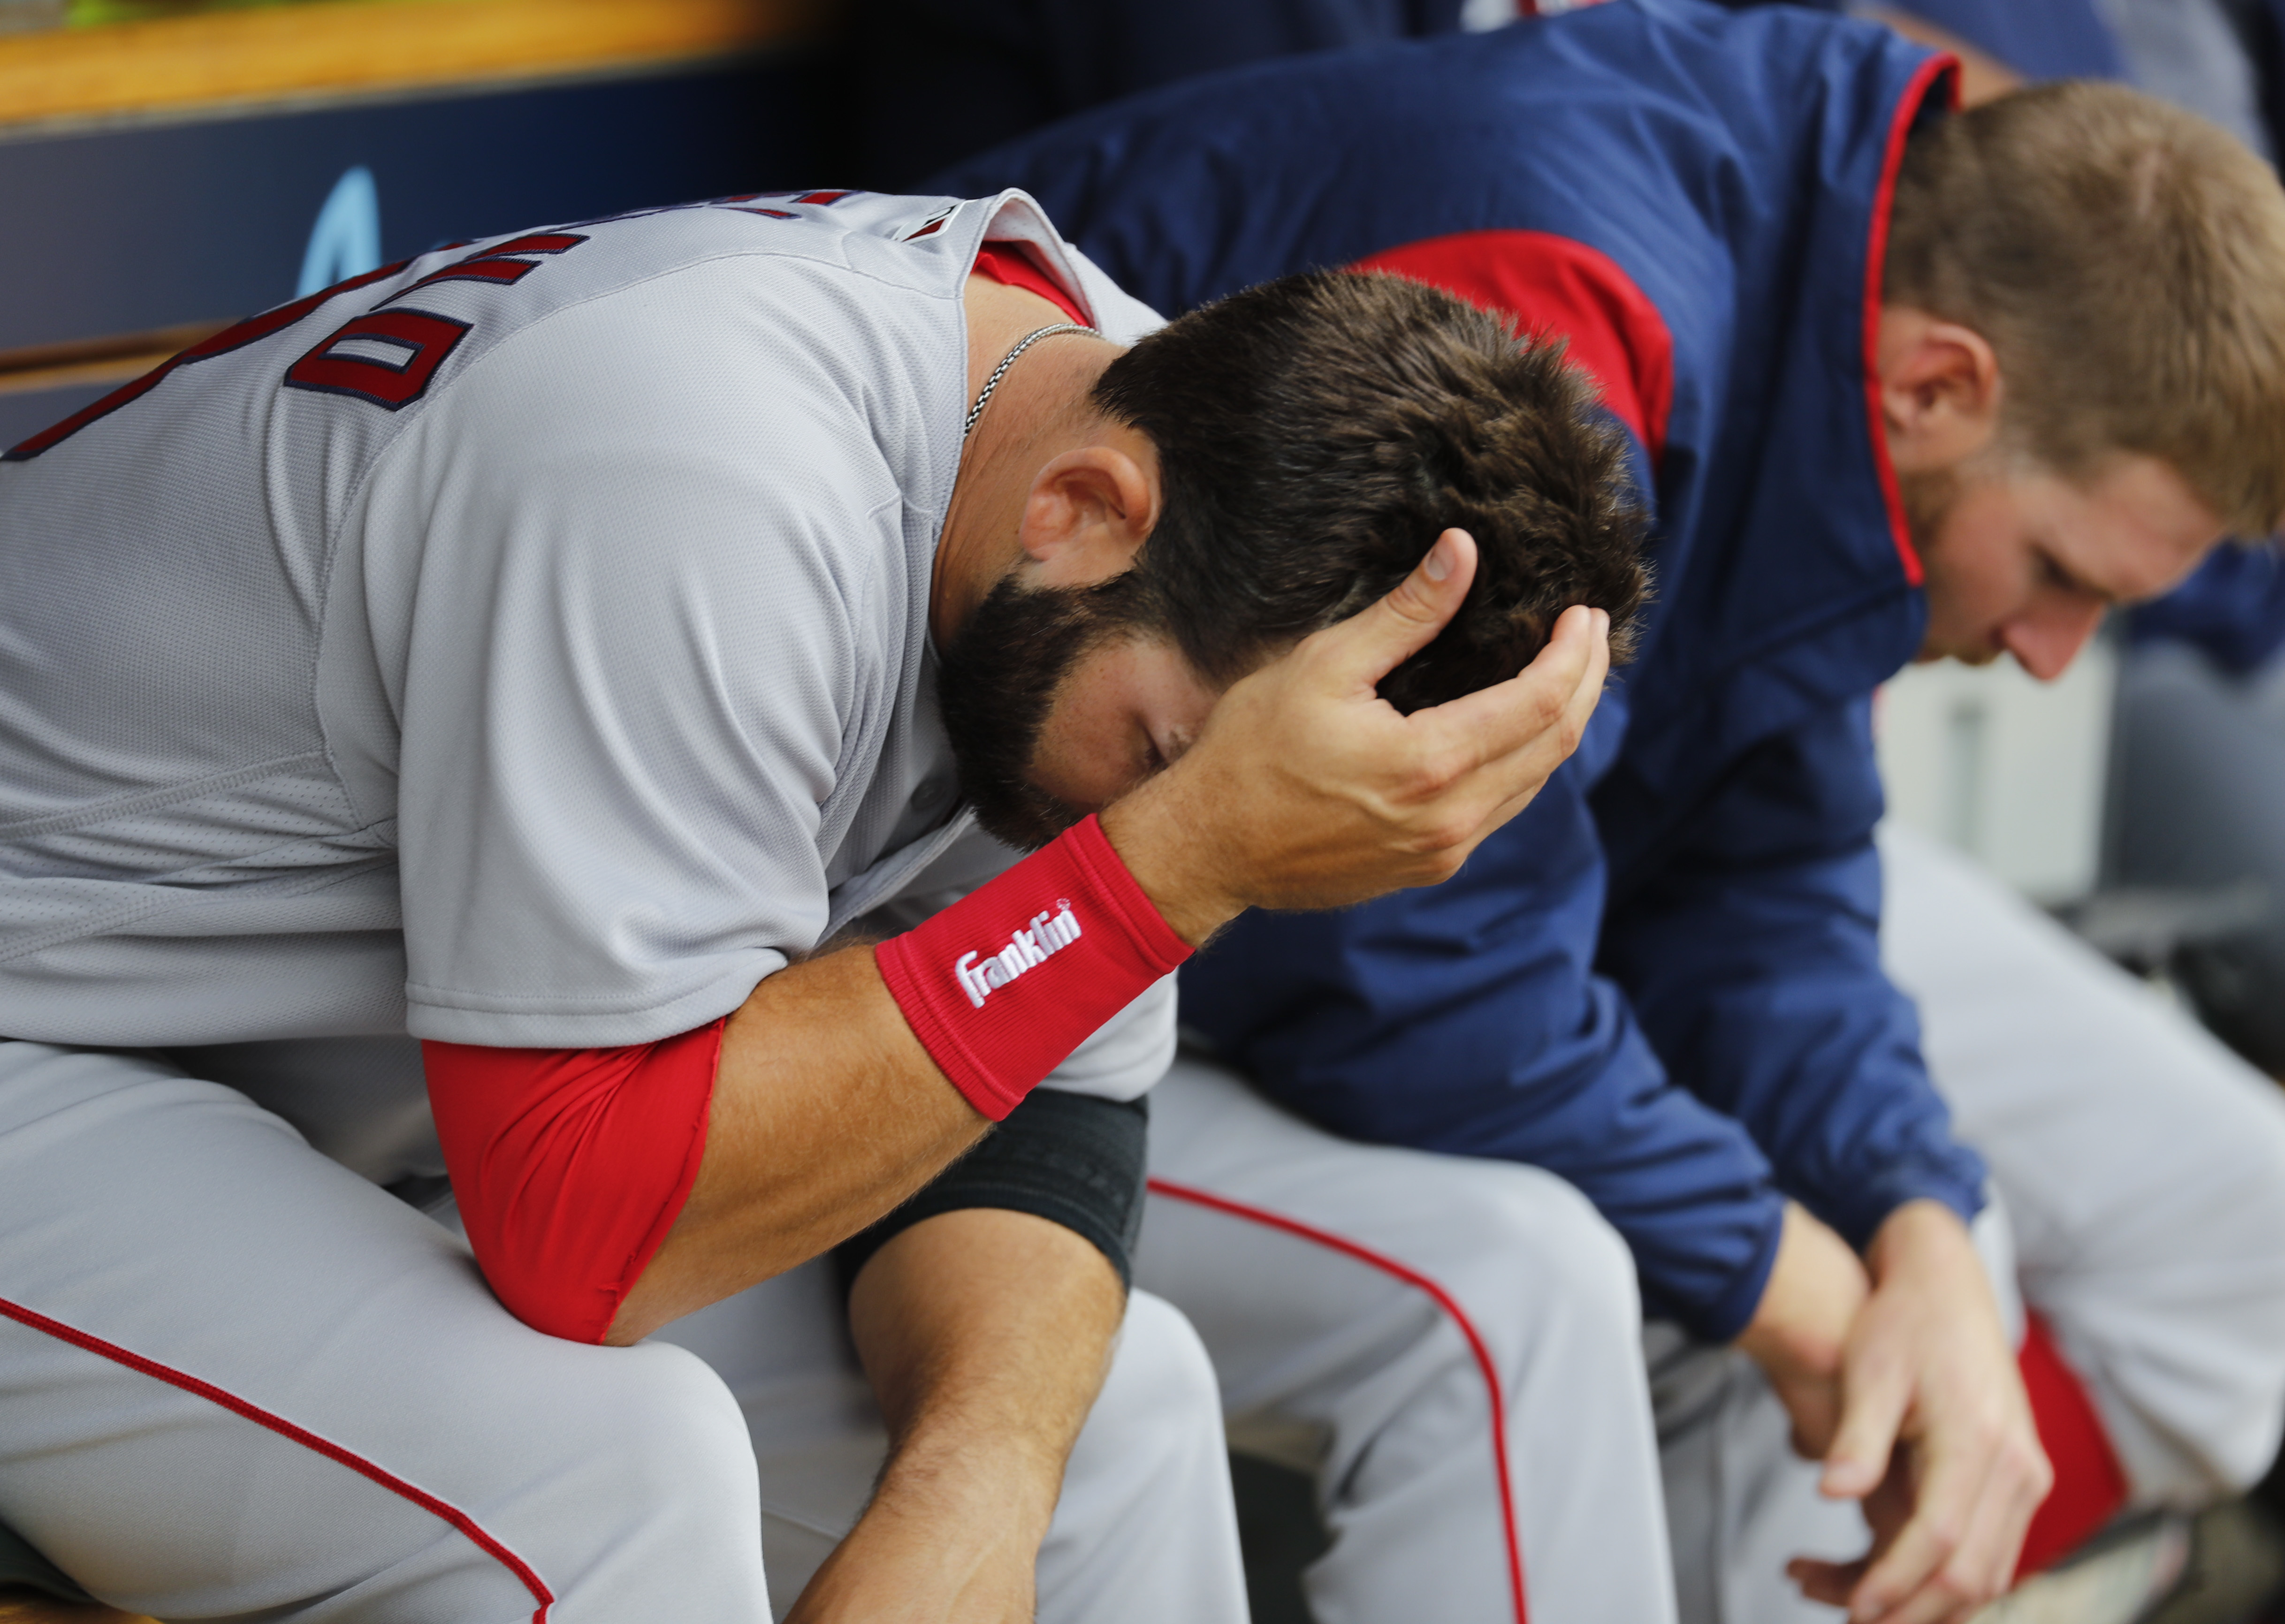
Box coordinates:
[0,188,1172,1100]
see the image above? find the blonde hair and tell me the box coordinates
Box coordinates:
[1884,80,2285,534]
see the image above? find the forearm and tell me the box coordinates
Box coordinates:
[623,581,1608,1340]
[1737,1201,1870,1456]
[618,813,1191,1341]
[784,1208,1127,1623]
[1608,831,1984,1247]
[854,1207,1126,1479]
[610,943,987,1342]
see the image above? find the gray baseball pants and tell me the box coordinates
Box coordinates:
[0,1039,1246,1623]
[1139,821,2285,1623]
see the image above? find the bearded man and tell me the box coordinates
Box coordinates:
[0,189,1638,1621]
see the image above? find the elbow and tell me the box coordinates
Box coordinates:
[419,1022,724,1343]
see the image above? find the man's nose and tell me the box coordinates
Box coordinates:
[1999,597,2105,681]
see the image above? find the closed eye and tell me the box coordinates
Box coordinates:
[2038,548,2118,606]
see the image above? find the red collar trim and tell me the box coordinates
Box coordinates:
[972,241,1090,326]
[1863,54,1959,589]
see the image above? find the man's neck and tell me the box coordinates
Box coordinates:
[930,275,1121,645]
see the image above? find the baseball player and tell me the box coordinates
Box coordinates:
[0,185,1634,1621]
[937,7,2285,1622]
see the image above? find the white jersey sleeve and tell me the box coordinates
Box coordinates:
[371,242,936,1045]
[0,186,1171,1070]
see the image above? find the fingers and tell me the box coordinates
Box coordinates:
[1315,528,1481,693]
[1934,1459,2043,1613]
[1823,1348,1911,1503]
[1850,1427,2049,1624]
[1413,604,1609,785]
[1472,609,1610,804]
[1843,1443,1983,1623]
[1791,1557,1869,1609]
[1555,606,1613,742]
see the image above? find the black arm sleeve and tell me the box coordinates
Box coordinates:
[834,1089,1148,1291]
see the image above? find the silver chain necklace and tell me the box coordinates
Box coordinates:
[963,322,1101,439]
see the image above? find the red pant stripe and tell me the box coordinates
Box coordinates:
[1148,1176,1530,1623]
[0,1294,556,1621]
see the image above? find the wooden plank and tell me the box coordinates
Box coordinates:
[0,0,826,129]
[0,318,223,394]
[0,1589,159,1624]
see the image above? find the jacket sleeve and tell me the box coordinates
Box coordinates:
[1595,696,1987,1250]
[1178,728,1791,1343]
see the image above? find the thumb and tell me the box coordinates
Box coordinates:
[1316,528,1478,693]
[1822,1357,1911,1501]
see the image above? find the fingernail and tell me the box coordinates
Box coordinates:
[1423,535,1454,582]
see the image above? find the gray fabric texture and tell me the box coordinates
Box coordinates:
[0,188,1172,1098]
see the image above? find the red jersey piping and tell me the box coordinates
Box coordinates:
[1864,55,1960,589]
[1147,1177,1530,1622]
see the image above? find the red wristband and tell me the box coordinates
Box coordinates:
[875,814,1192,1119]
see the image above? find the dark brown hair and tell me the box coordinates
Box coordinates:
[1089,268,1649,711]
[1885,81,2285,534]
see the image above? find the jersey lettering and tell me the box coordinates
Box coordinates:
[283,309,474,410]
[379,233,589,300]
[4,258,409,462]
[8,232,594,461]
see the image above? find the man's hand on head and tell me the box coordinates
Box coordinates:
[1788,1200,2050,1624]
[611,532,1607,1349]
[1104,527,1613,945]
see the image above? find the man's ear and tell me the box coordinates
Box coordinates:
[1015,436,1159,589]
[1875,306,2004,473]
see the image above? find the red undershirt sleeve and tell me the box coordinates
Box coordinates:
[421,1019,724,1344]
[422,247,1098,1348]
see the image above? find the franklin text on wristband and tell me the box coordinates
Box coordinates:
[875,815,1190,1119]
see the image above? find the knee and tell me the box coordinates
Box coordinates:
[546,1340,761,1538]
[1088,1291,1228,1471]
[1110,1291,1225,1424]
[449,1342,769,1615]
[1453,1169,1636,1325]
[1042,1294,1245,1614]
[1435,1164,1642,1351]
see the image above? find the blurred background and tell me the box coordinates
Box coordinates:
[3,1,2284,1619]
[0,0,849,454]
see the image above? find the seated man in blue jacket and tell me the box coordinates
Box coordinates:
[935,7,2285,1622]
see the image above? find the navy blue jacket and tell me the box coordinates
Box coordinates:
[2132,545,2285,676]
[941,0,1988,1339]
[855,0,2125,192]
[855,0,1468,190]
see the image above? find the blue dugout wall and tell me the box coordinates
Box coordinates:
[0,6,843,447]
